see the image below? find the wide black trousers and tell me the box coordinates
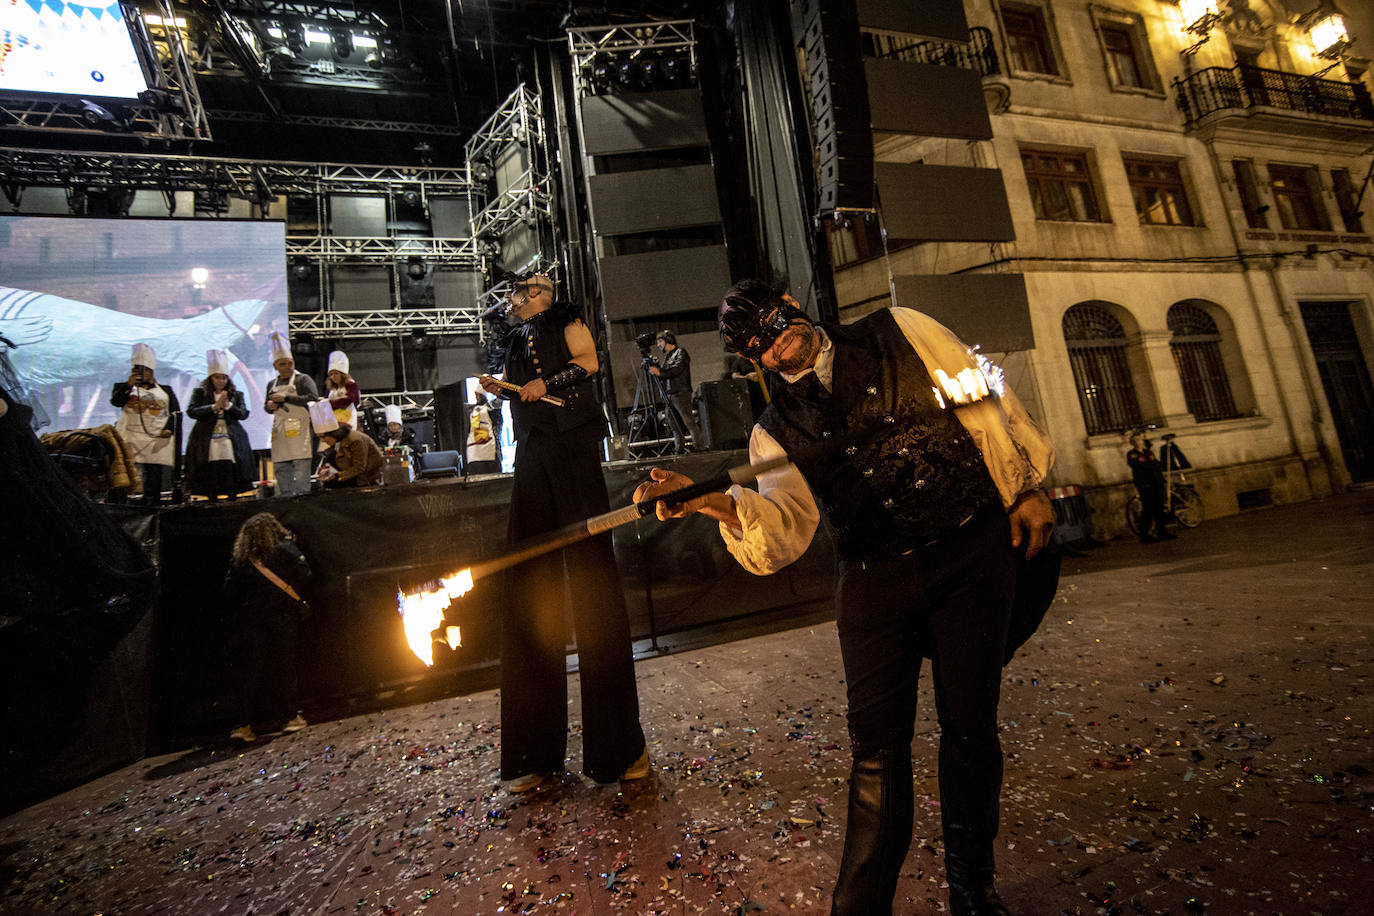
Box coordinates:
[834,506,1017,876]
[499,424,646,783]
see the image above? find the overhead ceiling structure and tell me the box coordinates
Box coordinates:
[1,0,698,164]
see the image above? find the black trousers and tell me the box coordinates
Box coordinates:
[499,424,645,783]
[835,506,1017,869]
[1135,478,1167,537]
[664,392,701,452]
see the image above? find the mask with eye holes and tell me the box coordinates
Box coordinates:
[718,280,811,361]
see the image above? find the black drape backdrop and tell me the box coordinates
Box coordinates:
[150,451,835,744]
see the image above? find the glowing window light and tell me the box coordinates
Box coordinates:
[1310,13,1350,57]
[1178,0,1218,32]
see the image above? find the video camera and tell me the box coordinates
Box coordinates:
[635,332,657,359]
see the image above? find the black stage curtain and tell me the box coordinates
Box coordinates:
[150,452,836,741]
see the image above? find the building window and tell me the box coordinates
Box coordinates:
[1063,303,1143,435]
[1231,160,1268,229]
[1124,157,1197,226]
[1000,3,1059,76]
[1332,168,1366,233]
[1268,164,1331,231]
[1168,303,1239,422]
[1101,24,1144,87]
[1091,9,1159,92]
[1022,149,1104,222]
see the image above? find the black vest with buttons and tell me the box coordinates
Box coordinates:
[505,310,606,441]
[758,309,1001,561]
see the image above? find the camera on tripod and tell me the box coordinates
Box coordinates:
[635,332,657,360]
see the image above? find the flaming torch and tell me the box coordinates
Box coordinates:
[396,455,792,665]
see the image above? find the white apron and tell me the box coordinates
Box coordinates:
[267,374,313,462]
[114,383,175,466]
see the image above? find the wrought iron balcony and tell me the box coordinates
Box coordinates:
[865,26,1001,79]
[1173,63,1374,128]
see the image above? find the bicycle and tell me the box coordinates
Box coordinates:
[1126,432,1204,534]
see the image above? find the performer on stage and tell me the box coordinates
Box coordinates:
[479,272,648,792]
[634,279,1056,916]
[263,332,318,497]
[311,401,383,489]
[382,404,415,450]
[110,342,181,505]
[185,349,254,500]
[324,350,360,428]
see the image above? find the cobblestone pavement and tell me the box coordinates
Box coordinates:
[1,490,1371,915]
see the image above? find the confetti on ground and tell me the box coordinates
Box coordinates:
[1,492,1371,914]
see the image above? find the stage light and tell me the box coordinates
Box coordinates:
[663,55,685,84]
[592,61,613,90]
[290,256,312,279]
[332,30,353,58]
[640,57,659,87]
[405,256,427,280]
[283,23,305,52]
[190,267,209,287]
[617,60,638,89]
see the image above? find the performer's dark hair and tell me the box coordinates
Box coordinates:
[198,375,239,397]
[656,330,676,345]
[719,279,803,358]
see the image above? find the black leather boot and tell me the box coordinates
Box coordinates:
[945,825,1010,916]
[830,748,913,916]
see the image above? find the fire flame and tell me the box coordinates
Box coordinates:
[933,353,1004,408]
[396,568,474,666]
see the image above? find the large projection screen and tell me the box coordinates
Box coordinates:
[0,0,151,99]
[0,216,288,449]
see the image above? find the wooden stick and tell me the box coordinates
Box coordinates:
[480,374,565,407]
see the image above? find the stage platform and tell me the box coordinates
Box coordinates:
[1,489,1371,915]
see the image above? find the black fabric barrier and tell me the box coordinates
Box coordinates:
[151,452,836,739]
[0,382,160,813]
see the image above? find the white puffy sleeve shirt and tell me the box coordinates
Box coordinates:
[719,307,1055,575]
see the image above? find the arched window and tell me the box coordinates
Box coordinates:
[1063,303,1143,434]
[1169,303,1239,421]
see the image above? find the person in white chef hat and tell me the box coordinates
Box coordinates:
[263,332,319,497]
[185,349,254,499]
[110,342,182,504]
[324,350,360,429]
[381,403,414,450]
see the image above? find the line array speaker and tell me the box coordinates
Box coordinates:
[800,0,873,212]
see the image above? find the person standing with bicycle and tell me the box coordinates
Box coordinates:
[1127,428,1176,543]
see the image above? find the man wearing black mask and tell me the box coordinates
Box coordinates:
[635,279,1057,916]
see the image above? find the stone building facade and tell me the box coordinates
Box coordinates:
[828,0,1374,536]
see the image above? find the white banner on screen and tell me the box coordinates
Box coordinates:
[0,0,150,99]
[0,215,288,449]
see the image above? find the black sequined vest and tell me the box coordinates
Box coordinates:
[505,312,606,440]
[758,309,1000,560]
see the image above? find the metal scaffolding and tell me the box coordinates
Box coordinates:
[0,149,475,196]
[0,0,210,141]
[464,83,557,308]
[567,19,697,96]
[291,307,483,338]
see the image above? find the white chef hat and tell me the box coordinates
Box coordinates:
[327,350,349,374]
[308,399,340,435]
[384,404,402,426]
[131,342,156,370]
[269,331,292,363]
[206,349,231,376]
